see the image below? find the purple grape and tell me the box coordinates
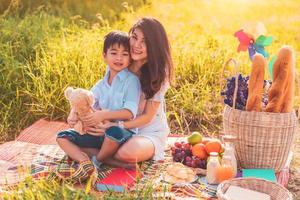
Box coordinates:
[186,161,192,167]
[185,156,192,162]
[185,149,192,156]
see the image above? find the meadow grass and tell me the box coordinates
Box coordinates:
[0,0,300,198]
[1,0,300,141]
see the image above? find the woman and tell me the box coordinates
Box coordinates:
[84,17,174,165]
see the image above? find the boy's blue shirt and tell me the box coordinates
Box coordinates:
[90,67,141,133]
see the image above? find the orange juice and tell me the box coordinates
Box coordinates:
[216,165,234,183]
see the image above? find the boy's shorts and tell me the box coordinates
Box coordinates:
[57,126,134,149]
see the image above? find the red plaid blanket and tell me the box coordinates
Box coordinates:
[0,119,292,199]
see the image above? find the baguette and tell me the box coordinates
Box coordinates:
[280,46,295,112]
[246,54,266,111]
[265,46,294,113]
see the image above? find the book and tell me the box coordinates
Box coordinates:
[242,169,276,182]
[96,168,140,192]
[225,185,270,200]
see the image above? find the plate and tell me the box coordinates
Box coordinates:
[160,173,198,185]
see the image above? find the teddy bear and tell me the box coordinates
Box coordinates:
[64,87,102,135]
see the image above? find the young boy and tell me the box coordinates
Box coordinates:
[56,31,140,182]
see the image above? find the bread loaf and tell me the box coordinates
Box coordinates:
[246,54,266,111]
[280,46,295,112]
[265,46,295,113]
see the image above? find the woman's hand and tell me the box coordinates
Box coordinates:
[100,121,118,129]
[81,110,107,126]
[84,126,106,136]
[84,121,117,136]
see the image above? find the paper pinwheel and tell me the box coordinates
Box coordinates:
[234,29,273,61]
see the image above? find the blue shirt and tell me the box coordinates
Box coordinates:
[90,68,141,132]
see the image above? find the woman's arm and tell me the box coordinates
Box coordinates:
[82,109,133,127]
[123,100,160,129]
[102,100,160,129]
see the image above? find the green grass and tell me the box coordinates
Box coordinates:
[1,0,300,141]
[1,0,300,198]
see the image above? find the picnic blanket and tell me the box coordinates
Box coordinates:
[0,119,292,199]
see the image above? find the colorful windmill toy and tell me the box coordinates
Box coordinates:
[234,28,273,61]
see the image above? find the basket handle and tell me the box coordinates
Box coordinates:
[222,58,240,109]
[296,70,300,120]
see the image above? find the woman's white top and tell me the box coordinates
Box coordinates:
[135,82,170,160]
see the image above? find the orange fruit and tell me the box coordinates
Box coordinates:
[205,140,222,154]
[192,143,208,159]
[201,137,211,145]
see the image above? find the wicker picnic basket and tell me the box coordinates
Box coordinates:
[217,178,293,200]
[222,59,299,172]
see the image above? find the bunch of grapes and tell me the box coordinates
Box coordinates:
[221,74,249,110]
[171,141,207,169]
[221,75,272,110]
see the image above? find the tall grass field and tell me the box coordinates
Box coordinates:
[0,0,300,198]
[1,0,300,142]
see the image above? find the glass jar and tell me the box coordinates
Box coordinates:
[206,152,220,184]
[216,155,235,183]
[222,135,237,177]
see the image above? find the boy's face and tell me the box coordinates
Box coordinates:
[103,44,130,73]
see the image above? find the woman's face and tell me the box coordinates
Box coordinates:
[130,28,147,62]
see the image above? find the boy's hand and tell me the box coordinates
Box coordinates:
[81,110,107,126]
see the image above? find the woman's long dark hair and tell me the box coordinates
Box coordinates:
[130,17,174,99]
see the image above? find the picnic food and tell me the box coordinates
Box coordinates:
[187,131,202,145]
[191,143,208,159]
[171,141,207,169]
[205,139,222,154]
[266,46,295,113]
[221,74,249,110]
[246,54,266,111]
[164,163,197,183]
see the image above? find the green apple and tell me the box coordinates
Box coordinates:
[187,131,202,145]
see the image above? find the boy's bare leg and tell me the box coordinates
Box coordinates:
[103,157,136,169]
[80,147,99,157]
[96,137,119,162]
[56,138,89,162]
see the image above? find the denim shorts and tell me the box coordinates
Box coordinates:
[57,126,134,149]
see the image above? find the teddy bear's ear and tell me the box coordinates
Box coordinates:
[85,91,95,106]
[64,87,74,100]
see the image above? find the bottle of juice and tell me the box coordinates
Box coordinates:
[206,152,220,184]
[216,155,235,183]
[222,135,237,177]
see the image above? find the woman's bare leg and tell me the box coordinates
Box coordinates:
[113,136,155,163]
[56,138,89,162]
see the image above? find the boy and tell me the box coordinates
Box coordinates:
[56,31,140,182]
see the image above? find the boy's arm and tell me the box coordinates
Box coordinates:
[83,76,141,126]
[102,75,141,121]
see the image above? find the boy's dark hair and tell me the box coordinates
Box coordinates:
[103,31,130,53]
